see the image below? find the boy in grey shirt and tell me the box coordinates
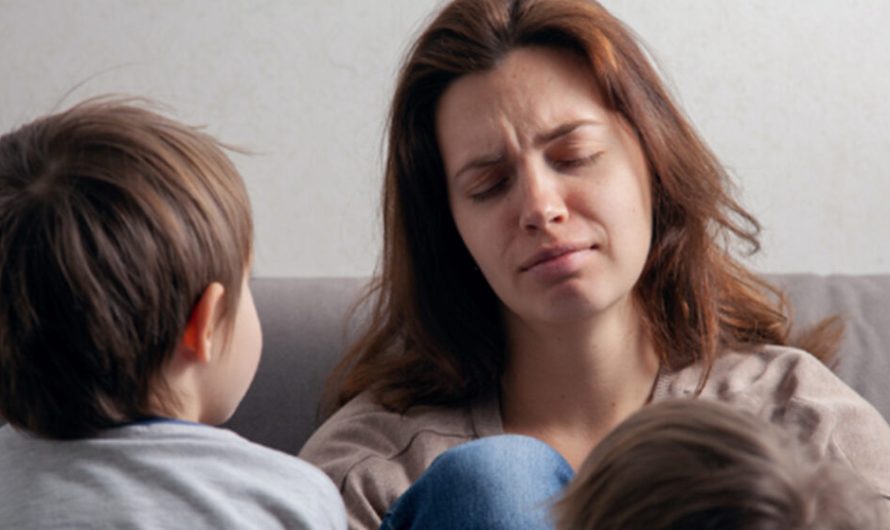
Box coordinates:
[0,98,346,529]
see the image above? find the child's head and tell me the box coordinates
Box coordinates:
[0,98,256,439]
[555,399,885,530]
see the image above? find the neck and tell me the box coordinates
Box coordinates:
[499,298,660,468]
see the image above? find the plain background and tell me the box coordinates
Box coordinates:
[2,0,888,277]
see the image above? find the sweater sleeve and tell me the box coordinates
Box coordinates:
[298,396,411,530]
[654,346,890,502]
[299,393,482,530]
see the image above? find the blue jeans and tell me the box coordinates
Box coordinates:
[379,435,574,530]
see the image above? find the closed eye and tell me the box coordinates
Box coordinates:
[470,175,510,202]
[552,152,603,171]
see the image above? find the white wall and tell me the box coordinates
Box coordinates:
[2,1,888,277]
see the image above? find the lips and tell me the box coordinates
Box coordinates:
[519,243,596,272]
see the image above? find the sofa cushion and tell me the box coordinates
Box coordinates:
[224,278,366,454]
[225,275,890,454]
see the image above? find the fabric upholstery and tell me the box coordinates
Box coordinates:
[1,275,886,455]
[223,275,890,454]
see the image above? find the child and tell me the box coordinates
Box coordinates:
[0,98,346,529]
[554,399,885,530]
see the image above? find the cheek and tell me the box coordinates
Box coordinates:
[238,308,262,389]
[451,204,499,271]
[248,308,262,356]
[619,189,653,260]
[237,291,263,358]
[633,179,654,242]
[454,222,480,269]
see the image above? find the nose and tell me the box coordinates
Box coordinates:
[517,162,568,232]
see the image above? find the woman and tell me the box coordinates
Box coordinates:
[300,1,890,528]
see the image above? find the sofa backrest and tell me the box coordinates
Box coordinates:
[765,274,890,416]
[225,275,890,455]
[0,276,885,453]
[224,277,368,454]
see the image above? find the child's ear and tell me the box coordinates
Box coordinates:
[180,282,226,364]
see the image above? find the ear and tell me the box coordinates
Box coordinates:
[180,282,226,365]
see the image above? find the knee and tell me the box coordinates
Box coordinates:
[421,434,573,501]
[382,436,573,530]
[430,434,572,488]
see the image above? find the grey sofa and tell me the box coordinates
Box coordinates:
[225,275,890,455]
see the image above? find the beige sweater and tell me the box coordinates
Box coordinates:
[300,346,890,530]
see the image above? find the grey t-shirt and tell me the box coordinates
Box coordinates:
[0,420,346,529]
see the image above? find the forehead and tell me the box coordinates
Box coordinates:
[435,46,610,172]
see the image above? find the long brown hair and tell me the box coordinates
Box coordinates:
[327,0,838,413]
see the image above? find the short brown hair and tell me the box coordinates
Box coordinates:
[555,399,885,530]
[0,97,252,439]
[328,0,838,413]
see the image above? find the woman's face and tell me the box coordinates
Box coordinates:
[436,46,652,327]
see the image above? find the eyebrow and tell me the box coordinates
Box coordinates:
[450,119,602,182]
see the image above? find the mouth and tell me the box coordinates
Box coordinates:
[519,243,598,272]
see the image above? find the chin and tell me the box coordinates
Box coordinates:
[536,282,629,323]
[538,300,601,324]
